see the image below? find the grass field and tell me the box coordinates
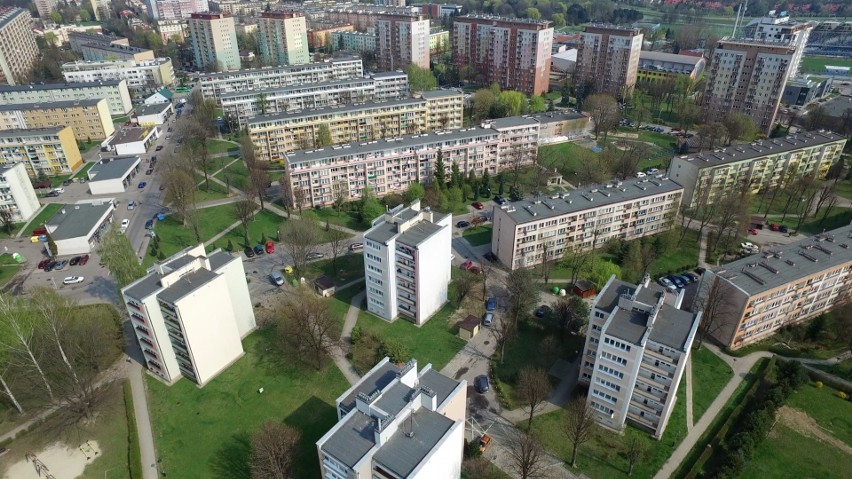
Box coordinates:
[206,139,239,156]
[801,56,852,74]
[463,224,492,246]
[303,254,364,286]
[812,358,852,382]
[72,162,95,179]
[0,254,22,287]
[738,422,852,479]
[213,210,285,251]
[194,173,231,202]
[538,141,586,178]
[766,206,852,235]
[213,160,249,190]
[300,207,366,231]
[835,180,852,201]
[785,382,852,447]
[149,204,241,263]
[690,347,733,422]
[648,229,701,277]
[147,328,350,479]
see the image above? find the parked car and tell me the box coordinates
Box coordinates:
[646,168,659,175]
[44,261,56,272]
[120,219,130,231]
[658,276,675,289]
[750,228,759,235]
[474,375,490,393]
[137,181,147,189]
[779,225,789,233]
[675,274,693,285]
[253,245,265,255]
[244,246,255,258]
[37,258,50,269]
[683,272,700,283]
[456,220,470,228]
[145,219,154,229]
[78,254,89,265]
[62,179,73,186]
[486,297,496,312]
[127,201,136,210]
[265,241,275,254]
[666,275,685,288]
[472,201,484,209]
[146,169,154,175]
[460,260,473,270]
[469,265,483,274]
[69,256,81,266]
[45,191,60,197]
[534,305,552,318]
[349,242,363,252]
[695,266,706,275]
[53,187,65,193]
[770,223,781,231]
[482,312,494,327]
[493,195,508,205]
[306,252,325,260]
[484,252,498,263]
[155,146,163,151]
[54,259,69,271]
[62,276,84,285]
[270,271,284,286]
[741,241,759,253]
[636,171,647,178]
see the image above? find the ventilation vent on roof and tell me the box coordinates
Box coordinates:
[798,251,819,262]
[741,269,766,285]
[785,259,796,266]
[759,262,779,274]
[524,205,537,217]
[840,243,849,249]
[813,244,832,255]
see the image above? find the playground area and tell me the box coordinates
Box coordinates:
[2,441,100,479]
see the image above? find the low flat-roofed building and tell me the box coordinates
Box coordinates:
[134,102,174,126]
[80,42,155,62]
[0,126,82,177]
[527,110,591,142]
[0,99,115,142]
[109,127,160,156]
[87,156,142,194]
[0,162,39,222]
[144,87,174,105]
[69,31,129,54]
[637,50,706,83]
[781,76,833,106]
[44,201,115,256]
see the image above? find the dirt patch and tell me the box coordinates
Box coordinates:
[3,440,101,479]
[776,406,852,455]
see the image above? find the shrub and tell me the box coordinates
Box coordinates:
[157,250,166,260]
[378,338,410,364]
[226,239,234,252]
[350,324,362,344]
[815,380,824,389]
[463,439,482,459]
[839,391,848,400]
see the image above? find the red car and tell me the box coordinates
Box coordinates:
[770,223,781,232]
[37,258,50,269]
[472,201,484,210]
[750,229,759,235]
[265,241,275,254]
[78,254,90,265]
[460,260,473,270]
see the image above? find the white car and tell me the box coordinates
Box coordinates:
[120,219,130,232]
[636,172,647,178]
[741,242,760,253]
[53,187,65,193]
[647,168,659,175]
[63,276,84,285]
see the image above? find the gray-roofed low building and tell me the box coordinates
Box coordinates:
[87,156,141,195]
[44,201,115,256]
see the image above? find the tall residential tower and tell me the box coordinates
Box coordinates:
[0,8,39,85]
[188,12,240,71]
[257,11,310,66]
[575,25,643,98]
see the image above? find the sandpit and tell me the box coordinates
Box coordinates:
[3,441,100,479]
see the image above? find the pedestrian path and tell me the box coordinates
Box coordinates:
[685,354,694,431]
[330,289,365,385]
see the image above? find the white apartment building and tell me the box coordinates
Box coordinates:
[0,80,133,116]
[248,92,464,157]
[188,12,240,71]
[33,0,58,19]
[376,14,431,71]
[147,0,208,20]
[579,275,701,438]
[257,11,310,66]
[363,201,452,324]
[68,31,129,54]
[491,177,683,269]
[209,0,265,16]
[699,225,852,350]
[221,73,409,127]
[122,244,257,386]
[0,8,39,86]
[670,130,846,209]
[199,57,364,100]
[0,162,39,222]
[62,58,176,93]
[331,30,377,54]
[742,10,813,80]
[317,358,466,479]
[156,19,188,42]
[575,24,643,98]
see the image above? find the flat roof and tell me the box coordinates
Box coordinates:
[200,56,361,80]
[135,103,172,116]
[649,305,698,351]
[371,71,407,79]
[419,89,462,99]
[372,411,455,477]
[397,220,445,247]
[489,116,539,129]
[0,126,67,138]
[457,13,552,26]
[339,361,400,413]
[219,77,374,100]
[45,202,113,241]
[418,368,460,405]
[88,156,140,182]
[123,273,161,300]
[528,111,587,124]
[607,310,648,344]
[674,131,845,169]
[81,42,151,53]
[0,80,124,93]
[500,177,683,225]
[248,97,425,125]
[156,268,220,304]
[322,413,376,469]
[713,224,852,296]
[110,127,155,145]
[0,99,103,111]
[821,95,852,118]
[639,50,704,66]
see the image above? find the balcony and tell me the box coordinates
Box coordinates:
[627,411,658,430]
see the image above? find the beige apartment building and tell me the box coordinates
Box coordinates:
[491,177,683,270]
[257,11,310,66]
[62,58,176,94]
[670,130,846,209]
[699,225,852,350]
[68,31,129,54]
[376,13,431,71]
[188,12,240,71]
[0,126,83,176]
[575,25,643,98]
[324,4,419,31]
[0,80,133,116]
[80,43,156,62]
[0,8,39,85]
[0,99,115,142]
[249,91,463,159]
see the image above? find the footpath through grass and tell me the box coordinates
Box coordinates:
[690,346,733,422]
[785,382,852,447]
[300,206,366,231]
[147,328,350,479]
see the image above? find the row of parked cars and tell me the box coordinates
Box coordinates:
[37,254,90,272]
[658,270,702,290]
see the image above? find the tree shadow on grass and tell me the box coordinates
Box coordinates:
[284,396,338,478]
[210,431,252,479]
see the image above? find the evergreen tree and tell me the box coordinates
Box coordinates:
[496,172,506,195]
[450,161,461,189]
[434,149,446,189]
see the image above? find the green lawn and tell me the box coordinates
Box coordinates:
[835,180,852,201]
[72,161,95,179]
[766,207,852,235]
[800,56,852,74]
[812,358,852,382]
[50,174,72,188]
[213,159,250,190]
[19,203,63,236]
[0,223,23,239]
[463,224,492,246]
[529,381,688,479]
[326,284,363,335]
[0,254,22,287]
[210,210,284,251]
[538,141,586,178]
[648,229,701,276]
[738,422,852,479]
[149,204,241,263]
[300,206,367,231]
[206,139,240,156]
[785,382,852,447]
[194,174,232,202]
[304,254,364,286]
[147,328,350,479]
[690,347,733,422]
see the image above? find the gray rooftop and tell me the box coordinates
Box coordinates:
[81,42,152,54]
[713,224,852,296]
[0,7,26,30]
[0,126,67,138]
[457,13,552,26]
[110,127,155,145]
[638,50,704,66]
[371,71,408,79]
[219,77,374,100]
[201,56,361,80]
[156,268,220,304]
[527,111,587,124]
[373,382,413,415]
[397,220,445,247]
[208,250,235,270]
[88,156,140,182]
[607,310,649,345]
[648,305,698,351]
[418,368,460,405]
[501,177,683,225]
[0,99,103,111]
[674,131,845,169]
[418,89,462,99]
[135,103,172,116]
[69,31,124,43]
[0,80,124,93]
[339,361,400,413]
[123,273,162,301]
[821,95,852,118]
[248,97,425,125]
[489,116,539,129]
[372,411,455,478]
[321,412,376,469]
[45,202,113,241]
[365,222,399,245]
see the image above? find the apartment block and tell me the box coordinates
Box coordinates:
[699,225,852,350]
[68,31,129,54]
[0,80,133,116]
[418,3,464,19]
[221,73,409,127]
[257,11,310,66]
[80,43,156,63]
[376,13,431,71]
[575,25,643,98]
[452,15,554,96]
[308,24,354,50]
[122,244,257,386]
[363,201,452,324]
[62,58,176,93]
[146,0,209,20]
[324,4,420,31]
[701,38,795,135]
[742,11,812,80]
[248,91,464,158]
[317,358,466,479]
[331,30,377,54]
[670,130,846,209]
[0,162,39,222]
[188,12,240,71]
[0,8,39,85]
[637,51,706,84]
[209,0,265,16]
[579,275,700,438]
[429,28,449,55]
[199,56,364,100]
[0,99,115,141]
[0,126,82,177]
[156,19,188,43]
[491,177,683,270]
[34,0,58,19]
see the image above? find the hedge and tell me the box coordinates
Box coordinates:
[124,381,143,479]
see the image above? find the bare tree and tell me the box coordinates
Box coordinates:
[490,310,517,365]
[281,219,319,277]
[0,209,14,235]
[553,296,589,337]
[0,295,54,401]
[506,429,548,479]
[294,186,307,215]
[453,269,480,306]
[234,198,258,246]
[277,287,340,370]
[574,148,613,187]
[585,94,619,140]
[505,268,538,325]
[249,421,300,479]
[564,398,596,468]
[0,353,23,414]
[162,153,199,230]
[243,134,270,209]
[332,180,348,216]
[624,436,646,476]
[327,230,349,273]
[278,171,294,218]
[692,278,736,348]
[561,244,593,288]
[518,367,553,431]
[33,289,80,387]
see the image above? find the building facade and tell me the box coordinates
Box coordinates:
[491,177,683,269]
[452,15,554,96]
[209,0,265,16]
[376,14,431,71]
[199,57,364,100]
[147,0,209,20]
[575,25,643,98]
[33,0,58,19]
[248,92,464,158]
[44,201,115,256]
[80,43,155,63]
[0,99,115,141]
[781,76,833,106]
[257,11,310,66]
[0,162,39,222]
[62,58,176,93]
[308,24,354,50]
[317,358,466,479]
[0,8,39,86]
[0,80,133,116]
[122,244,257,386]
[701,38,795,135]
[156,19,188,43]
[699,225,852,349]
[331,30,377,54]
[68,31,129,54]
[742,11,813,81]
[0,126,82,176]
[363,201,452,324]
[636,51,706,84]
[188,12,240,71]
[324,4,420,31]
[669,131,846,208]
[579,275,700,438]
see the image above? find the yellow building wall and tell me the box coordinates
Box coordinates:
[56,126,83,173]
